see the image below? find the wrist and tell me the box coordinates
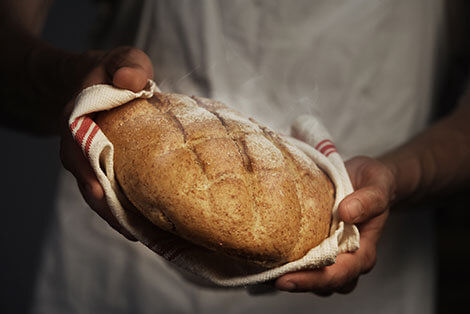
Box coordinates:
[381,157,398,204]
[28,46,104,106]
[60,50,106,96]
[0,18,104,134]
[24,46,104,133]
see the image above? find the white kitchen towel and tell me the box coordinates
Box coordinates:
[69,80,360,287]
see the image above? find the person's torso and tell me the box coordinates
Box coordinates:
[33,1,442,313]
[129,0,443,158]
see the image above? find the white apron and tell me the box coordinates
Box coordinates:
[33,0,442,313]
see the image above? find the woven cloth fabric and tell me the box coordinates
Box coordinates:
[68,81,360,287]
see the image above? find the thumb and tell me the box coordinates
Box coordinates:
[338,188,388,224]
[105,47,154,92]
[338,157,396,224]
[83,47,154,92]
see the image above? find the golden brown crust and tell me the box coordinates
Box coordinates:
[95,93,335,267]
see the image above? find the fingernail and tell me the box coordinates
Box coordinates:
[280,281,296,291]
[348,198,363,223]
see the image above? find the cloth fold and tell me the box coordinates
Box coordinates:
[68,80,360,287]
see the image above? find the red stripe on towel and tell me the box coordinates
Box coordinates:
[325,148,337,157]
[84,124,100,157]
[74,116,93,148]
[315,139,331,150]
[70,117,81,132]
[320,144,336,155]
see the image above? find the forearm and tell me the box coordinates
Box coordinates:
[379,86,470,205]
[0,9,102,134]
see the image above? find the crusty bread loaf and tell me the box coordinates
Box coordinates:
[95,92,335,267]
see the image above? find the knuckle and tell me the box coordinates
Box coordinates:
[111,46,134,57]
[361,159,379,177]
[111,47,148,64]
[291,277,316,292]
[129,48,148,59]
[384,169,397,202]
[324,271,343,291]
[105,46,152,80]
[383,166,394,183]
[370,188,387,212]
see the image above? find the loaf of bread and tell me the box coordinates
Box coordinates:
[95,92,335,267]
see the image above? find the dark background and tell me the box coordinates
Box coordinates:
[0,1,97,313]
[0,1,469,313]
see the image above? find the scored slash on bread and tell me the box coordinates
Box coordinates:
[95,92,334,267]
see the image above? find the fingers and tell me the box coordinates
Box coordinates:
[275,237,377,294]
[76,180,137,242]
[345,156,396,197]
[312,278,358,296]
[335,278,358,294]
[58,46,153,242]
[104,47,154,92]
[339,187,387,224]
[60,126,94,186]
[275,156,393,295]
[275,255,357,293]
[80,47,154,92]
[60,130,137,241]
[113,66,150,92]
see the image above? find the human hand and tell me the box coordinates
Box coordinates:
[275,156,395,295]
[59,47,154,241]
